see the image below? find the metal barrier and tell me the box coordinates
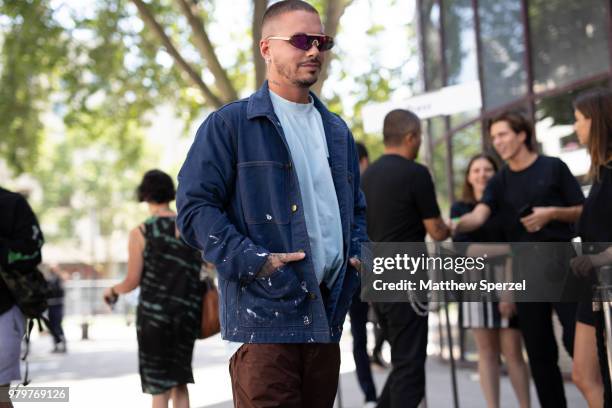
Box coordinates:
[596,265,612,381]
[62,279,138,317]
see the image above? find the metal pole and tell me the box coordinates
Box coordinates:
[519,0,536,126]
[442,287,460,408]
[438,245,460,408]
[607,0,612,84]
[471,0,488,149]
[438,0,455,203]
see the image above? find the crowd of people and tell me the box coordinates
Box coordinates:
[1,1,611,408]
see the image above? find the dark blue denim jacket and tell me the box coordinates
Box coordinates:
[176,82,368,343]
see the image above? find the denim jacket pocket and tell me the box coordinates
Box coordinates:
[237,161,290,225]
[238,265,312,328]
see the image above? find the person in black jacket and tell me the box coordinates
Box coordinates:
[0,187,44,408]
[570,88,612,408]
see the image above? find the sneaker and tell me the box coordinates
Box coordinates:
[363,402,377,408]
[53,340,67,354]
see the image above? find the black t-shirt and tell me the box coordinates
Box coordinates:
[579,164,612,242]
[0,187,44,314]
[361,154,440,242]
[481,155,584,242]
[451,201,505,242]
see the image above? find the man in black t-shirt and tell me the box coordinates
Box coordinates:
[362,109,450,408]
[455,112,584,408]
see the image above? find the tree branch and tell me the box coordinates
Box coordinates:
[174,0,238,102]
[130,0,223,108]
[312,0,353,95]
[252,0,268,89]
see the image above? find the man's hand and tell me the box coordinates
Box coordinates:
[498,301,516,319]
[423,216,451,241]
[349,257,362,273]
[520,207,553,233]
[570,255,596,278]
[257,252,306,278]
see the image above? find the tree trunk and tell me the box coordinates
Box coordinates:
[174,0,238,103]
[312,0,353,96]
[252,0,268,89]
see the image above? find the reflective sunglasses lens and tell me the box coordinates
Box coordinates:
[289,34,311,50]
[318,36,334,51]
[289,34,334,51]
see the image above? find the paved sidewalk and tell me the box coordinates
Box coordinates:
[16,315,585,407]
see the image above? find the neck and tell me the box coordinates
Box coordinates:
[268,78,311,104]
[473,188,484,202]
[148,203,172,216]
[384,145,417,161]
[507,147,537,171]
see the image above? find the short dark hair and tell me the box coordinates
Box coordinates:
[487,111,536,152]
[262,0,319,30]
[136,169,176,204]
[356,141,369,161]
[383,109,421,147]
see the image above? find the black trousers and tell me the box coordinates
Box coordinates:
[374,303,428,408]
[349,293,377,402]
[48,304,65,344]
[516,302,577,408]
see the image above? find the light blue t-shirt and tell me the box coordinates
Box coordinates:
[225,91,345,358]
[269,90,344,288]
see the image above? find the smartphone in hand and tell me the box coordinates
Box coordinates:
[518,205,533,218]
[104,292,118,309]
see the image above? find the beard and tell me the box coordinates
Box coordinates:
[274,60,319,88]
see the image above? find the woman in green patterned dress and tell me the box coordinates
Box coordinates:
[103,169,203,408]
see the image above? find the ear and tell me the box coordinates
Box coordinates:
[406,132,419,143]
[517,130,527,145]
[260,39,271,64]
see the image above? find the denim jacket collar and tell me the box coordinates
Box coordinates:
[247,81,342,127]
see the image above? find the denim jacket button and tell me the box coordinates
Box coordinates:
[308,292,317,300]
[291,204,298,212]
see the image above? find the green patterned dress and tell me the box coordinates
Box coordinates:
[137,216,203,394]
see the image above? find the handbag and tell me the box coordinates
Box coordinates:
[199,276,220,339]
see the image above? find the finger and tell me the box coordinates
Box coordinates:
[277,252,306,263]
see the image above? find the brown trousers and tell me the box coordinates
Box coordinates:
[229,343,340,408]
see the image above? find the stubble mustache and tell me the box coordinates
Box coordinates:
[299,57,322,68]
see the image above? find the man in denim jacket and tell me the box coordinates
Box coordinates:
[176,1,367,406]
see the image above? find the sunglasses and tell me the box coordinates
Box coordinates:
[266,33,334,52]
